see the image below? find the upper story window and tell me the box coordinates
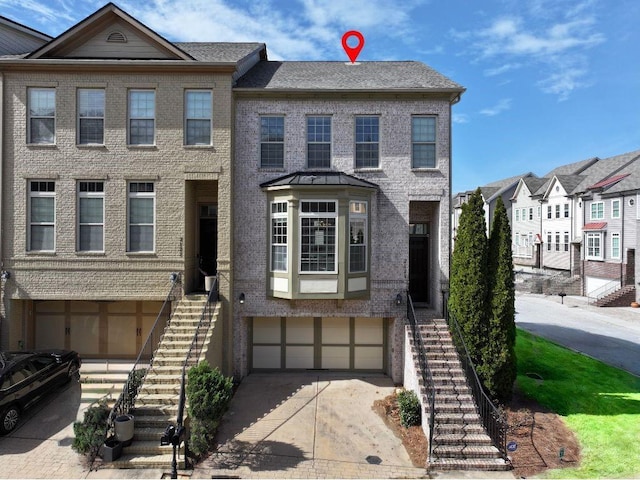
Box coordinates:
[271,201,288,272]
[128,90,155,146]
[28,88,55,144]
[307,116,331,168]
[78,181,104,252]
[591,201,604,220]
[185,90,212,146]
[260,116,284,168]
[555,204,560,218]
[564,203,569,218]
[611,199,621,219]
[300,201,337,273]
[355,116,379,169]
[547,206,552,219]
[515,209,520,222]
[28,180,55,252]
[537,206,541,218]
[349,201,368,273]
[528,208,533,221]
[77,88,105,145]
[411,116,436,168]
[128,182,155,252]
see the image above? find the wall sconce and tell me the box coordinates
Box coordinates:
[0,270,10,281]
[169,272,178,283]
[239,293,245,304]
[395,293,402,306]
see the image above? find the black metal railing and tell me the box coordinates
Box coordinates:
[446,311,508,459]
[406,293,436,463]
[89,273,181,469]
[170,276,219,478]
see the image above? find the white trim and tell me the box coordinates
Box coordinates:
[585,231,603,260]
[611,198,621,219]
[411,115,437,169]
[349,200,368,273]
[299,200,338,274]
[127,181,155,253]
[184,89,213,146]
[128,89,156,146]
[27,180,56,252]
[306,115,332,169]
[354,115,380,169]
[611,232,621,259]
[270,200,288,272]
[27,87,56,145]
[77,88,105,146]
[77,181,105,252]
[590,201,604,220]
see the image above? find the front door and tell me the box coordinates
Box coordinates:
[198,204,218,287]
[409,223,430,304]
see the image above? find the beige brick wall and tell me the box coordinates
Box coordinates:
[232,96,453,380]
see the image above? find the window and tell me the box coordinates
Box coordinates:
[185,90,212,145]
[612,199,621,219]
[128,182,155,252]
[555,204,560,218]
[564,232,569,252]
[547,206,552,219]
[529,208,533,221]
[611,232,620,259]
[515,209,520,222]
[412,116,436,168]
[537,206,541,218]
[349,201,367,272]
[586,232,602,260]
[77,89,104,145]
[260,116,284,168]
[270,202,288,271]
[555,232,560,251]
[28,88,55,144]
[78,181,104,252]
[355,116,379,168]
[307,116,331,168]
[564,203,569,218]
[300,201,337,273]
[591,202,604,220]
[128,90,155,145]
[28,181,55,251]
[515,234,520,246]
[547,233,552,251]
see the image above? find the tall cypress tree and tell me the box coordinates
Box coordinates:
[448,188,488,367]
[481,196,517,403]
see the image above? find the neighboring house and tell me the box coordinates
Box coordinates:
[578,151,640,297]
[511,176,547,265]
[233,61,464,381]
[0,15,51,55]
[0,3,265,370]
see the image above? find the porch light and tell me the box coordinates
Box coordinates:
[395,293,402,306]
[239,293,245,304]
[0,270,9,281]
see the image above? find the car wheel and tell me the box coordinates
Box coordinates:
[0,405,20,435]
[67,362,80,383]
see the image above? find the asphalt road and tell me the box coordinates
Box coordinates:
[515,293,640,376]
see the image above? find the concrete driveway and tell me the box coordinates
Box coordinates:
[516,293,640,376]
[195,372,428,479]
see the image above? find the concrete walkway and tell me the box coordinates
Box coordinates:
[516,292,640,376]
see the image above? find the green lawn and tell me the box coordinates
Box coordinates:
[515,329,640,478]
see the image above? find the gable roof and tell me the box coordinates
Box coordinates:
[592,151,640,196]
[235,60,465,97]
[0,15,51,55]
[176,42,264,63]
[543,156,599,177]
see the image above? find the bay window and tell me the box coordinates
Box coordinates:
[349,201,367,272]
[271,201,288,271]
[300,201,337,273]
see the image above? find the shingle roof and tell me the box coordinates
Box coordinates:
[543,157,599,177]
[260,171,378,189]
[175,42,264,63]
[554,175,586,195]
[522,177,548,194]
[236,61,465,92]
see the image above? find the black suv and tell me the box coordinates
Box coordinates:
[0,350,81,434]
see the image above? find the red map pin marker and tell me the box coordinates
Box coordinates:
[342,30,364,63]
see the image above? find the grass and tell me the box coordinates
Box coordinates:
[515,329,640,478]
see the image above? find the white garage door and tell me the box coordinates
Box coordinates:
[585,276,620,297]
[251,316,385,371]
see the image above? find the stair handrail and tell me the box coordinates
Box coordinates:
[587,279,621,304]
[172,276,219,475]
[446,311,508,459]
[90,273,181,470]
[406,293,436,463]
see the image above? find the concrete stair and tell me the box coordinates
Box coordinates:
[80,360,138,409]
[98,293,219,471]
[594,285,636,307]
[408,314,511,472]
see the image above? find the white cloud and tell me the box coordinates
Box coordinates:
[484,63,522,76]
[479,98,512,117]
[453,113,470,124]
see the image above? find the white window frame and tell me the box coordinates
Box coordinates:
[411,115,436,168]
[537,206,541,219]
[127,182,155,253]
[299,200,338,274]
[77,181,105,252]
[28,180,56,252]
[349,201,368,273]
[555,232,560,251]
[515,209,520,222]
[585,232,603,260]
[270,201,288,272]
[591,201,604,220]
[355,115,380,169]
[77,88,105,145]
[547,206,552,219]
[128,89,156,146]
[611,232,621,259]
[564,203,569,218]
[27,87,55,144]
[184,89,212,146]
[260,115,285,168]
[611,199,621,219]
[547,233,552,251]
[564,232,569,252]
[307,116,332,169]
[555,204,560,218]
[528,208,533,221]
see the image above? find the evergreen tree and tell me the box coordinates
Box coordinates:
[480,196,517,403]
[448,188,488,366]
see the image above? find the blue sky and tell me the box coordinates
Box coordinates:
[2,0,638,193]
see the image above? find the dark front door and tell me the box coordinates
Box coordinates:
[409,223,430,303]
[199,204,218,286]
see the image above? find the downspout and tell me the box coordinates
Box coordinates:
[621,196,625,285]
[0,73,4,349]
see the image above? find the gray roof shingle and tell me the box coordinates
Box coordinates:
[260,171,378,189]
[175,42,264,63]
[235,61,465,91]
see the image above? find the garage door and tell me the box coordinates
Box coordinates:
[251,316,385,371]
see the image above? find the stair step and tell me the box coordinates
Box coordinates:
[132,414,178,427]
[434,433,493,446]
[434,423,487,435]
[429,458,511,472]
[123,440,177,455]
[99,453,186,469]
[434,444,502,459]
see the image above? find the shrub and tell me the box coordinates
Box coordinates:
[186,360,234,459]
[72,401,110,460]
[397,390,421,428]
